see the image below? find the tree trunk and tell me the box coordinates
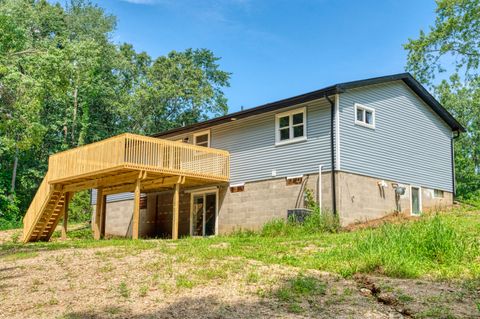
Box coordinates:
[71,86,78,145]
[10,147,18,195]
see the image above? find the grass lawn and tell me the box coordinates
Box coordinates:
[0,208,479,318]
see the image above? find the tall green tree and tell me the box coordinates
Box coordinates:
[0,0,230,223]
[404,0,480,199]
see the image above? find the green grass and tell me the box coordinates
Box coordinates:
[1,208,479,281]
[274,274,327,313]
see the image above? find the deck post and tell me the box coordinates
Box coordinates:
[172,182,180,240]
[94,188,104,240]
[61,192,70,240]
[100,193,107,239]
[132,178,141,239]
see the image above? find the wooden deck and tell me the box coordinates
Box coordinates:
[22,133,230,243]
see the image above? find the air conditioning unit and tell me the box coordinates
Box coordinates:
[287,208,312,223]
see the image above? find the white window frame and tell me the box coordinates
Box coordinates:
[354,103,375,129]
[275,107,307,146]
[193,130,210,147]
[410,185,423,216]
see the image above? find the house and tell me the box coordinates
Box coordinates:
[89,73,464,239]
[21,73,464,242]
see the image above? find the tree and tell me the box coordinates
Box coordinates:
[0,0,231,224]
[127,49,230,134]
[404,0,480,199]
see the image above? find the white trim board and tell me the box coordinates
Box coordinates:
[335,94,341,170]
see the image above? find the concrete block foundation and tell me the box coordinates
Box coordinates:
[92,171,453,237]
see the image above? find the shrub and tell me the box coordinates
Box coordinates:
[68,190,93,222]
[0,189,21,230]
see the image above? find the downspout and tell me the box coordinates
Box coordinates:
[325,94,337,216]
[451,130,460,197]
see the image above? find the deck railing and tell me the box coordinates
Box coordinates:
[48,133,230,182]
[23,133,229,241]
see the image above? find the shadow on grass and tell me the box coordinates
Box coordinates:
[61,297,279,319]
[60,274,348,319]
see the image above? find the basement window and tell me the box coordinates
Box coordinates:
[230,183,245,193]
[275,107,307,145]
[434,189,444,198]
[355,103,375,129]
[286,175,303,186]
[193,131,210,147]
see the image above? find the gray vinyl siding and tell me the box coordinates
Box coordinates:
[93,98,332,204]
[338,81,453,192]
[166,99,332,184]
[91,190,136,204]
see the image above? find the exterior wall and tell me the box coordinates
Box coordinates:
[167,99,333,184]
[338,80,453,192]
[217,172,333,234]
[91,199,137,237]
[336,171,453,226]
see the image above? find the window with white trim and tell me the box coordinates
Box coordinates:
[193,131,210,147]
[275,107,306,145]
[433,189,444,198]
[355,103,375,129]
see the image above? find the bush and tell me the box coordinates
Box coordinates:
[68,190,92,222]
[0,189,21,230]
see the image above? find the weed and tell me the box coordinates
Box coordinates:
[274,274,327,313]
[10,231,21,243]
[118,282,130,298]
[397,293,414,303]
[343,287,353,296]
[176,275,195,289]
[139,285,148,297]
[49,298,59,305]
[246,272,260,284]
[416,306,455,318]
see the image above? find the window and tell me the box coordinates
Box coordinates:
[433,189,444,198]
[193,131,210,147]
[275,107,306,145]
[355,103,375,129]
[286,175,303,186]
[230,183,245,193]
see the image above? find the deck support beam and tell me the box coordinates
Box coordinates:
[172,182,180,240]
[61,192,71,240]
[132,178,141,240]
[94,188,105,240]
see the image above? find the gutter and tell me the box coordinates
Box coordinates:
[325,94,337,216]
[451,130,461,197]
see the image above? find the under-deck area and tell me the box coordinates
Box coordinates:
[22,133,230,242]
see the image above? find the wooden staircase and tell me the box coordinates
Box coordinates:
[27,189,66,242]
[22,173,69,243]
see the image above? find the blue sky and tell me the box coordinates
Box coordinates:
[94,0,436,113]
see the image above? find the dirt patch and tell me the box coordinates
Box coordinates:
[342,212,419,232]
[0,229,22,245]
[0,239,479,318]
